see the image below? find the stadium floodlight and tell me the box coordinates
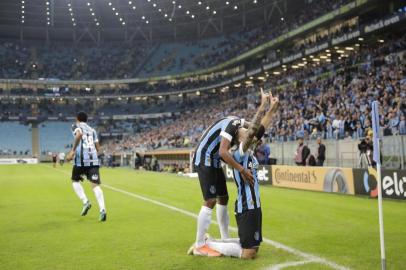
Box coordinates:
[358,37,364,41]
[226,1,229,5]
[336,50,344,53]
[213,10,216,14]
[234,5,238,9]
[378,39,384,43]
[345,47,354,50]
[273,71,280,75]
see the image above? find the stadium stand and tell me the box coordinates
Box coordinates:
[0,122,31,155]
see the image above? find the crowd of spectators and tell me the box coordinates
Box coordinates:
[0,0,353,80]
[0,42,152,80]
[100,33,406,153]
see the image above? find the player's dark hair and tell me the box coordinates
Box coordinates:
[77,112,88,122]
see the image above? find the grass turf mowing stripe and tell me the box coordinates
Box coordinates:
[49,165,350,270]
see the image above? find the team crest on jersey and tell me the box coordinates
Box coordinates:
[232,119,240,126]
[91,174,99,181]
[254,231,260,241]
[209,185,216,194]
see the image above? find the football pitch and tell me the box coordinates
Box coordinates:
[0,165,405,270]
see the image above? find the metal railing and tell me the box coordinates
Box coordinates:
[268,135,406,169]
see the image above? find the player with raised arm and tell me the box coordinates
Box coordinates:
[190,89,271,257]
[66,112,107,222]
[190,89,279,259]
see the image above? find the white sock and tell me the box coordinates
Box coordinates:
[207,240,242,258]
[216,204,230,239]
[196,206,212,247]
[210,238,240,244]
[93,186,106,212]
[72,182,88,204]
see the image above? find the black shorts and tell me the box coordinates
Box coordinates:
[236,208,262,249]
[71,166,101,184]
[195,165,228,200]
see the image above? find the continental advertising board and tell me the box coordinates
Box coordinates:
[271,165,355,195]
[353,169,406,200]
[221,163,406,200]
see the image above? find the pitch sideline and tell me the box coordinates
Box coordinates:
[49,165,350,270]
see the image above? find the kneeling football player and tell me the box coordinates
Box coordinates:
[189,90,279,259]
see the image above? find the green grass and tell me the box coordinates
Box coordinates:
[0,164,405,270]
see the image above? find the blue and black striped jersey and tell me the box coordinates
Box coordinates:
[71,122,99,167]
[193,116,244,168]
[232,148,261,214]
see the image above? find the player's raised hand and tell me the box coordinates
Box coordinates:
[269,94,279,113]
[260,87,270,108]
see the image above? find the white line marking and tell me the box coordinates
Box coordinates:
[267,260,316,270]
[49,166,350,270]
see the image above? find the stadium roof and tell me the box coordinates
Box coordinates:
[0,0,294,42]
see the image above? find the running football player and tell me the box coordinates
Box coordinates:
[66,112,107,222]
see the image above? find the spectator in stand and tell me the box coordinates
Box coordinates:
[399,114,406,135]
[316,137,326,166]
[294,133,310,166]
[255,138,271,165]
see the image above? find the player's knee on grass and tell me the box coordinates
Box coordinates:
[216,195,228,205]
[204,198,217,209]
[241,248,258,259]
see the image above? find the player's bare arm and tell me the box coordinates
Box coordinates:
[242,88,270,153]
[95,141,101,153]
[67,130,82,161]
[219,138,254,185]
[241,94,279,152]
